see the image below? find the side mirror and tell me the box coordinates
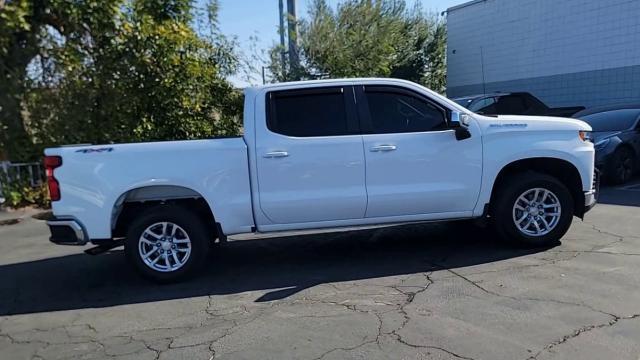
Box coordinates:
[450,111,472,141]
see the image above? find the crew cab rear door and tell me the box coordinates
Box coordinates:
[357,85,483,218]
[255,86,367,224]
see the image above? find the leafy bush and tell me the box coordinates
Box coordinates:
[0,175,50,209]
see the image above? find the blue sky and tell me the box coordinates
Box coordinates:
[206,0,466,86]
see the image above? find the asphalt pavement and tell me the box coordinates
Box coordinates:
[0,181,639,360]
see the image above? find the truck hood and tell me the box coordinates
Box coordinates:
[592,131,621,142]
[477,114,592,132]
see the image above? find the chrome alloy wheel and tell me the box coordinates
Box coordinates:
[512,188,562,237]
[138,222,192,272]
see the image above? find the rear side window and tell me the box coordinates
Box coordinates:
[364,90,447,134]
[495,95,527,114]
[267,88,350,137]
[522,94,546,113]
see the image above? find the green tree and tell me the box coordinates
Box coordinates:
[1,0,122,160]
[422,21,447,94]
[268,0,446,92]
[1,0,241,161]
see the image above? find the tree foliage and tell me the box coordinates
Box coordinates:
[1,0,241,161]
[269,0,446,92]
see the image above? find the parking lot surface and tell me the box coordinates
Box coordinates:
[1,182,639,360]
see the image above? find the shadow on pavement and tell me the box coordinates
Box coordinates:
[0,221,553,315]
[597,178,640,207]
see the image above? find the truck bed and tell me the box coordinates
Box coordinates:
[45,138,255,240]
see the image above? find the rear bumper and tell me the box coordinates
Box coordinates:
[47,218,88,246]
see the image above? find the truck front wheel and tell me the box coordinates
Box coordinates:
[492,172,574,247]
[125,205,210,283]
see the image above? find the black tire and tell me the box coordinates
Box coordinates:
[491,172,574,248]
[125,205,210,283]
[608,147,635,185]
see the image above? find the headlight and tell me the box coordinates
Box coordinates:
[579,131,593,142]
[594,138,610,150]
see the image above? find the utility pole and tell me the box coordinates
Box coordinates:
[286,0,300,79]
[278,0,287,75]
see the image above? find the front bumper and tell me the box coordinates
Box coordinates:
[584,190,597,213]
[584,169,600,214]
[47,218,88,245]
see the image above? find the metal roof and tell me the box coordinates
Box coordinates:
[445,0,489,15]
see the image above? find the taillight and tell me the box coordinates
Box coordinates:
[44,156,62,201]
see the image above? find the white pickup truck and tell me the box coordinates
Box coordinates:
[45,78,598,282]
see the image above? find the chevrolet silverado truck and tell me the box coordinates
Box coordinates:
[45,78,598,282]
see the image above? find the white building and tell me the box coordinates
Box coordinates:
[446,0,640,107]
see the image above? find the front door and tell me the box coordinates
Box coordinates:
[357,85,483,218]
[255,86,367,224]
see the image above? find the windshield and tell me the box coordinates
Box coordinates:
[580,109,640,132]
[453,98,474,107]
[468,97,498,113]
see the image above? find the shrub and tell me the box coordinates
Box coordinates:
[0,175,50,209]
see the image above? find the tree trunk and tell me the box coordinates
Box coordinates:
[0,32,38,161]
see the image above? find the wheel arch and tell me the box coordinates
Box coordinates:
[489,157,585,218]
[607,142,638,183]
[111,185,220,240]
[615,142,637,160]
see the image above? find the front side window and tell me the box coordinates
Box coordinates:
[365,91,447,134]
[267,88,350,137]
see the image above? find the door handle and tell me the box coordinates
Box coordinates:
[370,145,397,152]
[263,151,289,158]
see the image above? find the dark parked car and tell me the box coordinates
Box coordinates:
[453,92,584,117]
[573,104,640,184]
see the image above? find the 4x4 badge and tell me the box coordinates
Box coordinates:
[75,147,114,154]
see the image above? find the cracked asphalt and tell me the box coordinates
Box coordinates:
[1,181,639,360]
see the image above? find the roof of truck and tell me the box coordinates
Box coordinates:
[248,77,414,91]
[243,77,470,114]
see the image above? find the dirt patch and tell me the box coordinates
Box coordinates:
[0,218,22,226]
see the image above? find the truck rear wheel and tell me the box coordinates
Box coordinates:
[492,172,574,248]
[125,205,210,283]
